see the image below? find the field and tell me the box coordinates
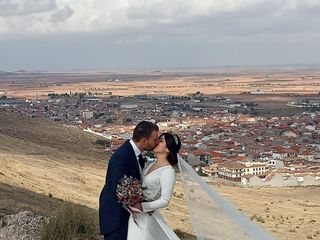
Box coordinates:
[214,185,320,240]
[1,67,320,99]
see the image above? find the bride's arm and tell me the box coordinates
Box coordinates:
[141,168,175,213]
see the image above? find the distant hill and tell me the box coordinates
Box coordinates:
[0,71,10,76]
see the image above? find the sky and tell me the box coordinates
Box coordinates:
[0,0,320,71]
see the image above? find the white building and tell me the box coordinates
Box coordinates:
[242,162,268,175]
[81,110,94,119]
[268,159,285,169]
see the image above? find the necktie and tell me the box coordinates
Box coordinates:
[138,154,145,170]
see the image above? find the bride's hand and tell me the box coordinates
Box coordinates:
[132,202,143,211]
[147,210,154,216]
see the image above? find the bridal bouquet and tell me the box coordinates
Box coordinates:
[116,175,145,209]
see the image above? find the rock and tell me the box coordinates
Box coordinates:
[0,211,46,240]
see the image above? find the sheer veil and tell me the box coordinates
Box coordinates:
[177,155,275,240]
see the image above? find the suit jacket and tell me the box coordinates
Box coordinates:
[99,140,141,236]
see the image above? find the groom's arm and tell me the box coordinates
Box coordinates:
[108,155,129,194]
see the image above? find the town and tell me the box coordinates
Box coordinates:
[1,92,320,188]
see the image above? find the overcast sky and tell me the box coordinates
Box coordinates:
[0,0,320,71]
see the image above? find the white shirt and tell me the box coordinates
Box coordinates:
[129,139,142,174]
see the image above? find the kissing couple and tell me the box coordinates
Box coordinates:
[99,121,182,240]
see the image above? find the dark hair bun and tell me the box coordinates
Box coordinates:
[160,133,181,166]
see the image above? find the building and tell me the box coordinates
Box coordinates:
[81,110,94,119]
[218,161,244,182]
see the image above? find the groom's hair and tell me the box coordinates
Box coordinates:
[132,121,159,141]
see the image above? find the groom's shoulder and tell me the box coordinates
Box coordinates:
[112,140,132,157]
[109,141,133,166]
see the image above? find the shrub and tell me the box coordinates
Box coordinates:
[95,139,110,147]
[256,216,265,223]
[41,203,99,240]
[250,214,257,220]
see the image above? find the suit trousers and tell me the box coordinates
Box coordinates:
[103,222,128,240]
[104,230,127,240]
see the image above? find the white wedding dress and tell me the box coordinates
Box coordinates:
[127,162,180,240]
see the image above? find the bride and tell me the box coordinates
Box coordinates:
[127,132,181,240]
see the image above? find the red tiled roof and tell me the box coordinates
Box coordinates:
[193,150,208,156]
[210,151,224,158]
[218,161,245,170]
[230,156,246,161]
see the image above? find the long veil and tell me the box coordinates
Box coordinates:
[177,155,275,240]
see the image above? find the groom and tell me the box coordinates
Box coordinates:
[99,121,159,240]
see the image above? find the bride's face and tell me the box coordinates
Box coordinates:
[153,136,169,154]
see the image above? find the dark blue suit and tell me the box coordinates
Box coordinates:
[99,140,141,240]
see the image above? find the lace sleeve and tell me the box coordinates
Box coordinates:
[141,168,175,213]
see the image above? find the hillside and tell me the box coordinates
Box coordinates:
[0,110,104,159]
[0,110,106,208]
[0,182,64,216]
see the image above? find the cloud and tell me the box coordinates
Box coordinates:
[0,0,319,70]
[50,5,74,22]
[0,0,57,16]
[0,0,318,35]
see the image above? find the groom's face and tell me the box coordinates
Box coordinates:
[144,130,159,151]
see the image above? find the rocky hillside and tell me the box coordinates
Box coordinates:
[0,182,60,240]
[0,211,46,240]
[0,183,101,240]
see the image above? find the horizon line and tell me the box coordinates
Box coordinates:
[1,63,320,73]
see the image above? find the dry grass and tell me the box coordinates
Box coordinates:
[213,185,320,240]
[41,203,100,240]
[0,110,106,209]
[0,182,64,216]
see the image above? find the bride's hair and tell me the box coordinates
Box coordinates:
[160,133,181,166]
